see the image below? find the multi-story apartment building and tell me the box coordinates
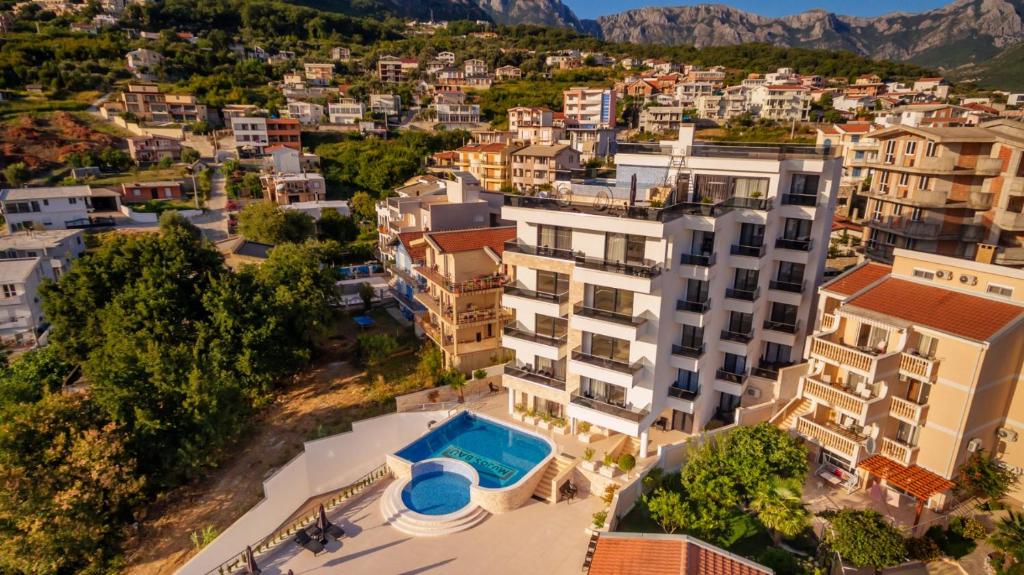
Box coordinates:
[260,172,326,205]
[816,122,880,217]
[121,181,184,203]
[285,100,325,125]
[463,58,487,77]
[674,82,715,107]
[508,106,563,145]
[510,144,580,192]
[120,84,207,124]
[694,86,749,122]
[125,48,163,74]
[0,186,121,232]
[415,226,516,371]
[330,47,351,62]
[433,103,481,125]
[639,106,688,134]
[369,94,402,116]
[0,257,49,348]
[127,135,182,164]
[778,249,1024,508]
[563,87,617,129]
[377,55,418,83]
[567,127,616,163]
[859,121,1024,265]
[327,98,365,125]
[303,62,335,86]
[455,142,519,192]
[495,65,522,81]
[0,229,85,280]
[230,116,301,154]
[749,85,811,122]
[500,126,838,455]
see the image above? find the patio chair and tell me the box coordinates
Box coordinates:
[489,381,500,393]
[325,523,346,539]
[294,530,325,555]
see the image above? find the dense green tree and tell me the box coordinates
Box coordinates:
[317,207,359,243]
[644,488,686,534]
[824,509,906,572]
[356,333,399,368]
[957,449,1020,503]
[750,478,809,544]
[991,510,1024,562]
[2,162,29,187]
[236,202,315,244]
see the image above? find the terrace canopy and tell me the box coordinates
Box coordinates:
[858,455,955,525]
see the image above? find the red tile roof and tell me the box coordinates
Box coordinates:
[837,123,875,133]
[588,534,771,575]
[846,277,1024,341]
[821,262,891,296]
[426,226,515,255]
[456,143,508,153]
[396,231,426,261]
[859,455,955,500]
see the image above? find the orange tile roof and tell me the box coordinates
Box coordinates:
[456,143,508,153]
[847,277,1024,341]
[837,123,875,133]
[426,226,515,255]
[588,534,771,575]
[859,455,955,500]
[396,231,426,261]
[821,262,891,296]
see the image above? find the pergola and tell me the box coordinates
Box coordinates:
[858,455,955,526]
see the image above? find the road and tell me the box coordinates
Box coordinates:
[192,168,229,242]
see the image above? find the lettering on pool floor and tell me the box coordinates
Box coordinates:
[440,446,516,482]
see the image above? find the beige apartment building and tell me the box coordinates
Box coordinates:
[120,84,207,124]
[777,249,1024,510]
[816,122,880,218]
[510,144,580,192]
[860,120,1024,266]
[455,143,519,192]
[508,107,563,145]
[414,226,516,371]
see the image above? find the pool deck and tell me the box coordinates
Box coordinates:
[255,478,603,575]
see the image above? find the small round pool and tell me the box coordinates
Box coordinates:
[401,470,471,515]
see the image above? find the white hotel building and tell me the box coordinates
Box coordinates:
[500,126,840,455]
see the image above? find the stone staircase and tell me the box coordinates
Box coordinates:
[772,397,812,431]
[380,481,489,537]
[532,454,578,503]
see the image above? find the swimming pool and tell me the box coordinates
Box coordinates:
[395,411,552,489]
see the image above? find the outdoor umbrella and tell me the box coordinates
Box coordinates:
[244,546,261,575]
[628,173,637,207]
[316,504,330,545]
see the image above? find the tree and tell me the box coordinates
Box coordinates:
[439,369,467,402]
[751,478,809,544]
[356,333,399,368]
[824,509,905,572]
[991,510,1024,563]
[181,147,200,163]
[349,191,377,221]
[236,202,314,244]
[358,281,375,311]
[318,208,358,243]
[720,423,809,500]
[957,449,1019,503]
[2,162,29,186]
[644,488,686,534]
[417,345,444,383]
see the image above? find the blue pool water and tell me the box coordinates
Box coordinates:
[401,470,471,515]
[396,412,551,489]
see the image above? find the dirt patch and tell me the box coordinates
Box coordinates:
[0,111,123,174]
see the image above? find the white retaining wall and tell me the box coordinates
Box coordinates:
[175,410,446,575]
[120,206,203,223]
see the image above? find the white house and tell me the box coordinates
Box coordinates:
[0,186,120,232]
[328,98,365,125]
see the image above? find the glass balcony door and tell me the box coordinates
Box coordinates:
[581,377,627,407]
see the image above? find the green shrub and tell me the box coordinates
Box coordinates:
[472,368,486,380]
[906,536,942,562]
[618,453,636,475]
[583,447,594,461]
[961,516,987,540]
[591,510,608,529]
[577,421,591,433]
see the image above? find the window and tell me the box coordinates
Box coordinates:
[872,201,883,219]
[737,222,765,247]
[686,279,709,303]
[906,378,932,405]
[580,377,626,406]
[878,171,890,193]
[987,284,1014,298]
[912,268,935,280]
[589,333,630,363]
[925,141,937,157]
[782,218,812,240]
[605,233,645,264]
[790,174,820,196]
[776,261,805,284]
[733,177,769,198]
[910,207,923,222]
[884,140,896,164]
[691,231,714,256]
[895,422,920,447]
[856,323,889,350]
[536,270,568,295]
[675,369,699,392]
[591,285,633,315]
[722,352,746,375]
[898,172,909,187]
[537,225,571,251]
[733,269,759,291]
[905,140,917,156]
[680,325,703,348]
[892,204,903,216]
[535,314,567,339]
[726,311,753,335]
[762,342,792,365]
[1,284,16,298]
[918,176,930,190]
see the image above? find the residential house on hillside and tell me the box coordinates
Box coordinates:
[510,144,580,192]
[328,98,365,125]
[0,229,85,280]
[455,143,519,192]
[0,186,121,232]
[127,135,182,163]
[120,83,207,124]
[508,107,563,145]
[230,116,301,155]
[121,181,184,203]
[260,172,326,205]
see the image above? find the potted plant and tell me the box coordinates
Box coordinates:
[591,510,608,532]
[537,412,553,430]
[551,417,568,435]
[513,403,527,422]
[581,447,599,472]
[617,454,636,479]
[599,452,618,478]
[525,408,537,424]
[577,421,594,443]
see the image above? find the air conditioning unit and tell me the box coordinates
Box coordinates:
[936,270,953,280]
[997,427,1019,442]
[967,438,983,452]
[746,387,762,399]
[960,274,978,286]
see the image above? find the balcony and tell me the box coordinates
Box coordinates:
[967,191,994,210]
[880,437,919,467]
[996,211,1024,231]
[795,416,868,461]
[800,376,879,420]
[1006,178,1024,197]
[672,344,704,359]
[808,335,901,378]
[890,396,928,425]
[720,196,773,211]
[667,385,699,412]
[502,325,566,349]
[750,362,792,380]
[502,193,732,224]
[571,348,641,375]
[763,319,799,334]
[720,329,753,344]
[503,364,567,392]
[569,393,649,433]
[418,319,453,351]
[866,216,944,239]
[676,299,711,313]
[715,367,747,385]
[725,287,760,302]
[961,224,985,242]
[730,243,765,258]
[775,238,813,252]
[573,303,646,327]
[899,352,938,380]
[781,193,818,207]
[574,254,661,279]
[417,266,506,294]
[680,252,716,267]
[503,240,574,262]
[769,279,804,294]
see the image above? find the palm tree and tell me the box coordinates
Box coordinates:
[750,478,810,545]
[991,510,1024,563]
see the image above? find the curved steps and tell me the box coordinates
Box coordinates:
[380,481,489,537]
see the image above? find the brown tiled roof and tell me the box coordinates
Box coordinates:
[397,231,426,261]
[426,226,515,255]
[859,455,955,500]
[837,123,875,133]
[456,143,508,153]
[588,534,772,575]
[847,277,1024,341]
[821,262,891,296]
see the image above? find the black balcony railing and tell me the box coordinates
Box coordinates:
[502,325,566,347]
[503,284,569,304]
[676,299,711,313]
[720,196,772,211]
[725,287,759,302]
[751,361,794,380]
[570,393,647,422]
[687,143,831,160]
[715,368,748,384]
[730,243,766,257]
[502,192,736,223]
[573,303,646,326]
[574,254,662,278]
[571,348,642,375]
[775,237,813,251]
[769,279,804,293]
[668,385,700,402]
[503,364,567,391]
[781,193,818,206]
[680,252,716,267]
[672,344,704,358]
[503,240,574,261]
[720,330,753,344]
[763,319,800,334]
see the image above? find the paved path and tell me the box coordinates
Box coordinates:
[193,169,228,242]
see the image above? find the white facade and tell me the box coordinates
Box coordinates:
[230,116,269,150]
[0,229,85,280]
[328,99,365,125]
[0,186,100,232]
[285,100,324,125]
[500,126,840,450]
[0,258,48,347]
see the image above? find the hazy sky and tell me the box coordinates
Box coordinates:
[565,0,952,19]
